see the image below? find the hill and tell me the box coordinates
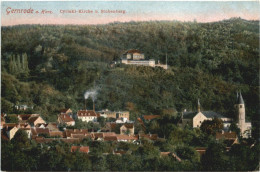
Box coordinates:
[1,19,259,128]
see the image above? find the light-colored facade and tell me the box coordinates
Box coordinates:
[120,124,134,135]
[77,110,97,122]
[121,49,168,69]
[235,92,251,138]
[98,110,130,120]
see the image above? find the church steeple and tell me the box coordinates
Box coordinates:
[235,91,246,137]
[197,99,201,112]
[236,91,244,104]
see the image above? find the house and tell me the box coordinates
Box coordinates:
[33,137,80,144]
[28,116,46,127]
[104,135,118,142]
[121,49,168,69]
[58,113,75,126]
[181,100,232,128]
[77,110,97,122]
[97,110,130,120]
[31,128,50,138]
[65,129,88,138]
[116,134,138,143]
[18,114,46,127]
[120,124,134,135]
[216,131,238,146]
[49,131,64,138]
[122,49,145,60]
[102,123,135,135]
[2,123,19,140]
[71,146,89,153]
[60,108,73,115]
[45,123,59,131]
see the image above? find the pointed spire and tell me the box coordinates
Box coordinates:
[236,91,244,104]
[197,99,201,112]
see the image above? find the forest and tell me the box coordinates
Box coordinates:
[1,18,259,170]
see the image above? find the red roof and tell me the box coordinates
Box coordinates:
[18,114,33,121]
[31,128,50,136]
[216,132,237,140]
[104,136,118,141]
[143,115,160,120]
[77,110,97,117]
[49,131,64,137]
[58,114,74,123]
[65,129,88,138]
[34,137,80,143]
[122,123,134,129]
[124,49,142,54]
[71,146,89,153]
[116,134,137,141]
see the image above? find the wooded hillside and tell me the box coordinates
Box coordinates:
[1,18,259,129]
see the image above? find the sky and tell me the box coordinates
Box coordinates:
[1,1,259,26]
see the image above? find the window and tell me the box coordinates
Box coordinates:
[240,105,243,108]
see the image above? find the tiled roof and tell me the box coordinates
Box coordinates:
[28,116,40,124]
[34,137,80,143]
[104,136,117,141]
[123,49,142,54]
[183,111,227,119]
[60,108,71,113]
[31,128,50,136]
[122,123,134,129]
[71,146,89,153]
[65,129,88,138]
[77,110,97,117]
[143,115,160,120]
[216,132,237,140]
[116,134,137,141]
[49,131,64,138]
[58,114,74,123]
[18,114,33,121]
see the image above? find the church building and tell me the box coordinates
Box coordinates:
[181,99,232,129]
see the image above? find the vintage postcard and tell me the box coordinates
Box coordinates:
[1,0,259,171]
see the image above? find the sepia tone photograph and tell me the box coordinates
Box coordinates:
[1,0,259,171]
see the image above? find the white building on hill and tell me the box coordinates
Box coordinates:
[121,49,168,69]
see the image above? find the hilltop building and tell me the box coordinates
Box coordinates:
[121,49,168,69]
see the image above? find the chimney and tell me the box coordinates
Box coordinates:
[93,100,95,112]
[222,130,224,134]
[84,99,87,110]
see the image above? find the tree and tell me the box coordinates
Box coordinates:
[5,115,19,124]
[201,142,229,170]
[200,117,223,135]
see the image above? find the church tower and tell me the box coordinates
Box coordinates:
[235,92,246,136]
